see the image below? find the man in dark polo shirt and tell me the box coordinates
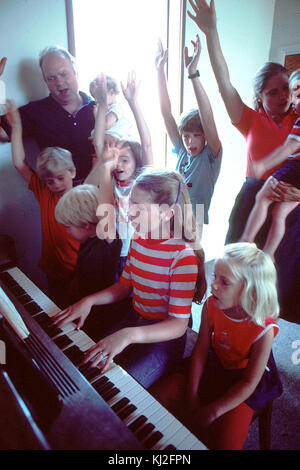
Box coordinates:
[0,47,95,182]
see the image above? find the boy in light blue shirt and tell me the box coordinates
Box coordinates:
[156,35,222,225]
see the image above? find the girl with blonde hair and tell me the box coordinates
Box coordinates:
[154,242,282,450]
[53,168,206,389]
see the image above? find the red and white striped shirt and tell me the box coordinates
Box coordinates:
[120,236,198,320]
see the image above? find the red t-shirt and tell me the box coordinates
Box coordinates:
[234,104,297,179]
[207,296,279,370]
[28,173,79,280]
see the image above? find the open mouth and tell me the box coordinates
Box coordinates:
[115,170,125,179]
[58,88,69,97]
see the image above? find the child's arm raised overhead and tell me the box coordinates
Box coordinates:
[155,40,181,146]
[6,100,32,182]
[121,71,153,166]
[0,57,9,142]
[187,0,244,125]
[184,34,221,157]
[84,74,108,185]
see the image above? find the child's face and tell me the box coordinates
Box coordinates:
[44,169,75,195]
[128,186,171,238]
[291,79,300,114]
[114,147,136,183]
[65,224,90,243]
[182,130,205,157]
[211,260,244,312]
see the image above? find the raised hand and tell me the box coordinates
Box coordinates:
[101,138,122,166]
[5,99,21,128]
[90,73,108,105]
[184,34,201,75]
[0,57,7,76]
[155,39,168,71]
[187,0,216,35]
[121,71,140,104]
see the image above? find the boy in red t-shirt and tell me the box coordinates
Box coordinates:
[6,100,79,308]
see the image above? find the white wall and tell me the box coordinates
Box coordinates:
[0,0,68,292]
[183,0,276,260]
[269,0,300,63]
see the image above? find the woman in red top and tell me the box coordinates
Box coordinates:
[187,0,300,322]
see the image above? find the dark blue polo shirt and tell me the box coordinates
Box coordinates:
[2,91,95,182]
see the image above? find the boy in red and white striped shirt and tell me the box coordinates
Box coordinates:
[54,169,207,388]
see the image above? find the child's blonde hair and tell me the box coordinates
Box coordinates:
[36,147,75,181]
[289,68,300,90]
[55,184,100,227]
[133,168,207,303]
[221,243,280,325]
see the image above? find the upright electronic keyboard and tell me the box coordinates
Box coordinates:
[0,266,206,451]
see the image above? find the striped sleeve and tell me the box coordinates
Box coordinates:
[168,247,198,318]
[288,118,300,159]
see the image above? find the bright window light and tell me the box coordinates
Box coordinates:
[72,0,169,166]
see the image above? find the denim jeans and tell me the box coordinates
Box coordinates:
[106,304,187,389]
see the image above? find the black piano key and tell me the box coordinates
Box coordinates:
[34,314,63,338]
[82,367,101,382]
[144,430,164,449]
[78,362,92,374]
[93,380,114,393]
[17,293,33,305]
[0,271,17,287]
[95,380,114,395]
[102,386,120,402]
[64,345,84,363]
[136,423,155,441]
[128,415,147,433]
[24,301,43,315]
[34,312,50,324]
[45,325,63,338]
[118,404,137,421]
[92,375,109,390]
[112,397,130,413]
[9,284,27,297]
[53,335,73,349]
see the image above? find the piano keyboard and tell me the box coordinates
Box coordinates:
[0,267,206,451]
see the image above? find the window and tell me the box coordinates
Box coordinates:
[68,0,185,167]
